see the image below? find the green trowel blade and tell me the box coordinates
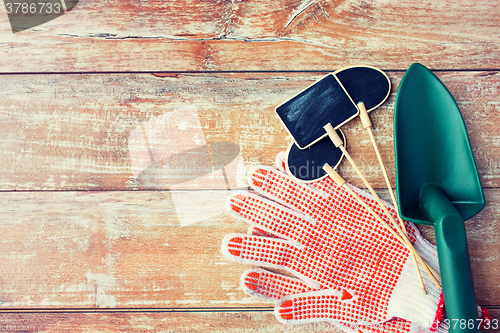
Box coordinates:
[394,63,485,225]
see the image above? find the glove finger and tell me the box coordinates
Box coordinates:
[221,233,297,271]
[228,192,314,244]
[241,268,443,333]
[241,268,316,302]
[242,268,431,333]
[275,290,441,330]
[247,166,327,218]
[275,289,362,326]
[242,268,414,333]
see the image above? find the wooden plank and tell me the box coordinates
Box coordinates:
[0,190,256,308]
[0,189,498,309]
[0,311,345,332]
[0,71,499,190]
[0,309,498,333]
[0,0,499,72]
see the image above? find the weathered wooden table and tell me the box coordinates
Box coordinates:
[0,0,499,331]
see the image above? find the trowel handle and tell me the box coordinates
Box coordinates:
[420,184,479,333]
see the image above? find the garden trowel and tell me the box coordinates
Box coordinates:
[394,63,485,332]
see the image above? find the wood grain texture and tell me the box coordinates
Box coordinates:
[0,0,499,72]
[1,1,500,327]
[0,191,253,308]
[0,71,499,191]
[1,310,498,333]
[0,311,347,332]
[0,189,498,309]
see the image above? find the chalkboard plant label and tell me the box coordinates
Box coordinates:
[275,74,358,149]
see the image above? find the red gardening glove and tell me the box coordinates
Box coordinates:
[241,228,491,333]
[221,161,445,329]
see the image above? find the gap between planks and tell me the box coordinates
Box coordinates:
[0,307,275,314]
[0,69,500,76]
[0,306,498,314]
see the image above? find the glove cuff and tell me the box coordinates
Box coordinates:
[387,255,444,330]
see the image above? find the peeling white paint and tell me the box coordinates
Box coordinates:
[221,280,238,291]
[123,300,172,306]
[175,299,203,305]
[104,209,131,241]
[209,297,264,305]
[39,298,64,307]
[471,255,499,262]
[86,270,117,308]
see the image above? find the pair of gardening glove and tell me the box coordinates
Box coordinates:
[221,152,490,333]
